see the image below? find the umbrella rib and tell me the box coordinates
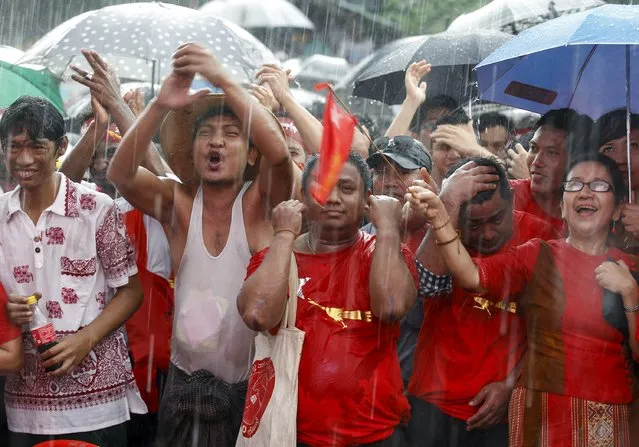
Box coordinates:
[566,44,598,111]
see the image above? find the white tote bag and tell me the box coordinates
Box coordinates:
[237,254,305,447]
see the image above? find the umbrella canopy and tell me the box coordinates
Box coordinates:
[18,2,277,84]
[0,61,63,113]
[0,46,25,63]
[352,30,511,105]
[475,4,639,120]
[448,0,604,34]
[200,0,314,30]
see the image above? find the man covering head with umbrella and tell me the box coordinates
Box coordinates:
[107,42,298,446]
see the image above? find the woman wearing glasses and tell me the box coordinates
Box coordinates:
[405,152,639,446]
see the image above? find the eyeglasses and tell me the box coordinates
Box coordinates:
[563,180,613,193]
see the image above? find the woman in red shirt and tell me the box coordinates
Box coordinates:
[406,152,639,446]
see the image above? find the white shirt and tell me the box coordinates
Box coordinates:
[0,174,147,435]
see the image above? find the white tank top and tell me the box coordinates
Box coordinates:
[171,183,256,383]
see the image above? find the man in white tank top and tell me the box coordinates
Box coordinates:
[107,43,298,446]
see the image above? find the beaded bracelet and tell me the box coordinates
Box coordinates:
[624,303,639,313]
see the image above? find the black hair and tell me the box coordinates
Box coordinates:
[301,151,372,196]
[0,96,65,150]
[193,105,238,139]
[517,130,534,151]
[411,94,459,132]
[477,112,511,134]
[435,109,470,128]
[444,156,513,207]
[532,108,593,167]
[565,152,626,205]
[593,109,639,148]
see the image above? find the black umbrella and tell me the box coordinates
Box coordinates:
[352,30,512,105]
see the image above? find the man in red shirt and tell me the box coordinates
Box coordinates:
[509,108,591,236]
[238,152,418,446]
[408,157,556,446]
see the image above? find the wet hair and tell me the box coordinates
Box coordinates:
[517,130,534,151]
[593,109,639,148]
[477,112,511,134]
[411,94,459,132]
[445,156,513,209]
[301,151,372,196]
[0,96,65,150]
[565,152,625,205]
[435,109,471,128]
[534,108,592,150]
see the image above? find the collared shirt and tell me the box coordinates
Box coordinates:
[0,174,146,435]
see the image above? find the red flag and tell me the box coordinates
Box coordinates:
[311,84,357,205]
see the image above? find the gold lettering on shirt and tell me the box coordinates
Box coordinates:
[473,297,517,317]
[306,298,373,328]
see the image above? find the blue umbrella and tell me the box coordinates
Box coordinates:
[475,4,639,199]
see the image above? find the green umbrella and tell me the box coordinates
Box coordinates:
[0,60,63,113]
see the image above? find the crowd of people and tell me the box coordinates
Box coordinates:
[0,40,637,447]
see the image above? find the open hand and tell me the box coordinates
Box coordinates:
[431,122,485,157]
[256,64,292,103]
[172,42,228,85]
[155,70,209,110]
[71,49,122,113]
[440,161,499,207]
[405,60,431,106]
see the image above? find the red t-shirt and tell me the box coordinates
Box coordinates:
[246,231,417,446]
[477,239,636,404]
[510,179,565,237]
[408,211,556,421]
[0,283,20,345]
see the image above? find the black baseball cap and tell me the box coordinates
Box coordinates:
[367,136,432,172]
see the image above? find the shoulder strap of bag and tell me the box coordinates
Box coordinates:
[281,253,299,330]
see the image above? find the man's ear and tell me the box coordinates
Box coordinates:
[55,136,68,159]
[247,145,258,167]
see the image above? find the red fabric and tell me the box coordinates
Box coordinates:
[123,208,174,413]
[311,86,357,205]
[509,179,565,237]
[0,283,20,345]
[476,239,636,404]
[246,232,416,446]
[408,211,556,421]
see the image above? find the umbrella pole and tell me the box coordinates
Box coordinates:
[151,59,157,98]
[626,45,632,203]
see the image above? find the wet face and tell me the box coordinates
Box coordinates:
[372,160,421,204]
[89,143,117,193]
[5,130,65,190]
[416,107,451,149]
[192,115,257,185]
[562,161,619,239]
[479,126,509,158]
[287,138,306,170]
[461,190,514,255]
[304,161,367,241]
[527,126,568,197]
[431,124,464,184]
[598,129,639,190]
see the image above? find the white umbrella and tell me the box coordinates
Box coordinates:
[200,0,315,30]
[18,2,277,85]
[448,0,604,34]
[0,45,25,63]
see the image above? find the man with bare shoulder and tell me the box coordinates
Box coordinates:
[106,43,296,446]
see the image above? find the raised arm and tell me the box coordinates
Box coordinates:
[386,61,431,138]
[368,195,417,321]
[238,200,304,331]
[431,122,495,160]
[106,70,207,223]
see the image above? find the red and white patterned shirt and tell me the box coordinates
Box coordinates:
[0,174,147,435]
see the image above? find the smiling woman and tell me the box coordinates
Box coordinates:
[411,151,639,446]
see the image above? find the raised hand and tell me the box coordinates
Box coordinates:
[506,143,530,179]
[368,195,402,233]
[172,42,228,85]
[71,49,122,113]
[155,70,209,110]
[256,64,292,103]
[272,200,305,239]
[439,161,499,207]
[405,60,431,106]
[249,82,279,113]
[431,122,486,157]
[124,89,146,117]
